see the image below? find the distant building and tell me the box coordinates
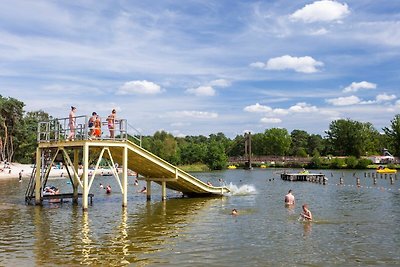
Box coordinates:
[367,149,395,164]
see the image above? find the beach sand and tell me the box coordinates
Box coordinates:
[0,162,131,180]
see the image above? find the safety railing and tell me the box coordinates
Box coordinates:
[37,115,142,146]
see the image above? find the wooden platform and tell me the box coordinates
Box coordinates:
[42,193,94,204]
[281,173,327,184]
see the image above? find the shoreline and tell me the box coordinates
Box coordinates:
[0,162,135,180]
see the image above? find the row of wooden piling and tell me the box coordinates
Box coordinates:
[338,172,398,186]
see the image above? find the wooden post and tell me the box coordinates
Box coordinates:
[82,143,89,211]
[35,147,41,205]
[162,181,167,201]
[122,146,128,207]
[73,149,79,204]
[146,180,151,201]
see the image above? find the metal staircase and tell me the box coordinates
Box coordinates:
[25,148,54,204]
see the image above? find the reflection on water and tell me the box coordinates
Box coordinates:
[0,169,400,266]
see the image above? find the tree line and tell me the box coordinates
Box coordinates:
[1,95,400,169]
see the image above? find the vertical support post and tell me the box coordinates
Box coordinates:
[82,143,89,211]
[73,149,79,204]
[146,180,151,201]
[35,147,41,205]
[162,181,167,201]
[122,146,128,207]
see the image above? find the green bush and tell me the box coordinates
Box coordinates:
[345,156,359,169]
[357,158,372,169]
[330,158,346,169]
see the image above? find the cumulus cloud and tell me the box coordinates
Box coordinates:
[260,117,282,124]
[288,102,318,113]
[272,108,289,115]
[375,93,396,102]
[186,86,215,96]
[209,79,231,87]
[244,103,272,113]
[117,80,162,95]
[259,55,324,73]
[290,0,350,23]
[326,95,361,106]
[343,81,377,93]
[249,62,266,68]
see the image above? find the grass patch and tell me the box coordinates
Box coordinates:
[177,163,210,172]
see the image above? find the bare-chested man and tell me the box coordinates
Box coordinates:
[284,189,295,205]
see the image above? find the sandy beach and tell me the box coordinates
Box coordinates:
[0,162,131,180]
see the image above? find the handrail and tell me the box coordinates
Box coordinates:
[37,115,140,145]
[127,123,142,146]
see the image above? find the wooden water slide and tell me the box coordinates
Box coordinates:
[98,140,230,197]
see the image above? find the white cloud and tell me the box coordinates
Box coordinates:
[170,122,190,127]
[249,62,266,68]
[264,55,324,73]
[376,93,396,102]
[209,79,231,87]
[168,110,218,119]
[260,117,282,124]
[343,81,377,93]
[290,0,350,23]
[117,80,162,95]
[186,86,215,96]
[244,103,272,113]
[326,95,361,106]
[272,108,289,115]
[288,102,318,113]
[309,28,329,35]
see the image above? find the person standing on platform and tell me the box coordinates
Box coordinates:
[88,112,97,137]
[67,106,77,141]
[107,109,116,138]
[93,114,102,138]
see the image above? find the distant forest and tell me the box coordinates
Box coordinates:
[1,95,400,170]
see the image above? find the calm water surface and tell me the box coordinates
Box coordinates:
[1,169,400,266]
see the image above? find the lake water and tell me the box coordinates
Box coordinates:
[1,169,400,266]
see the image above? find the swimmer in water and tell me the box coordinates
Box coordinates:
[231,209,238,215]
[284,189,295,205]
[300,204,312,221]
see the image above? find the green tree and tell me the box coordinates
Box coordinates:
[14,110,51,163]
[146,131,180,164]
[264,128,291,156]
[307,134,324,156]
[326,119,379,158]
[383,114,400,157]
[225,134,245,157]
[204,140,227,170]
[289,129,309,156]
[251,133,266,155]
[0,96,25,162]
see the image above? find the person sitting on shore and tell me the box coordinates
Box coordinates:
[284,189,295,205]
[300,204,313,221]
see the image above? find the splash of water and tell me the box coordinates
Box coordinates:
[226,182,257,196]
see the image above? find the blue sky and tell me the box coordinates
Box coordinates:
[1,0,400,138]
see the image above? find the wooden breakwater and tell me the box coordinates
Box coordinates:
[281,173,327,184]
